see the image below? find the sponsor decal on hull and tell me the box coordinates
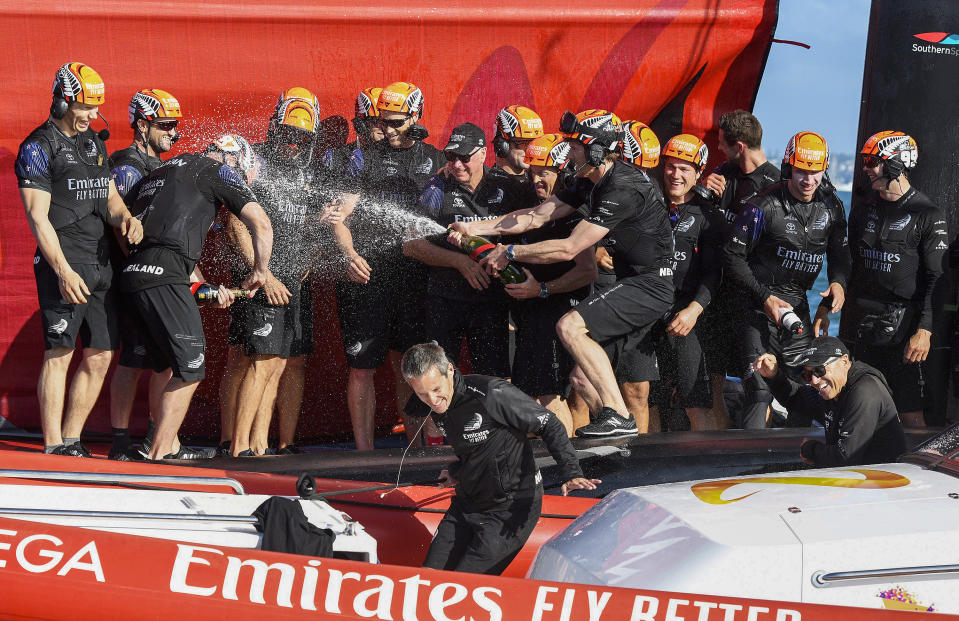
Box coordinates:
[690,469,910,505]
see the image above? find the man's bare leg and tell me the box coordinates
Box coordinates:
[276,355,306,450]
[148,377,201,459]
[62,348,114,440]
[709,374,730,430]
[109,365,143,430]
[218,346,249,447]
[685,406,714,431]
[557,311,629,415]
[347,367,376,451]
[250,357,288,454]
[568,365,601,417]
[621,381,651,433]
[566,390,592,432]
[38,347,74,448]
[232,354,284,456]
[537,394,574,436]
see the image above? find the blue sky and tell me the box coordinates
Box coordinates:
[753,0,871,156]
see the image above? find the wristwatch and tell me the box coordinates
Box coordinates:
[539,281,549,298]
[505,244,516,262]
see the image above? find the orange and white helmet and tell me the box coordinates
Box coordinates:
[52,62,105,105]
[560,109,623,152]
[495,105,544,141]
[128,89,182,126]
[211,134,256,174]
[355,87,383,119]
[662,133,708,174]
[860,130,917,175]
[524,134,572,169]
[783,131,829,173]
[620,121,661,169]
[377,81,424,116]
[272,87,320,134]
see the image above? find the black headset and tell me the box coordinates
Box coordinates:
[51,81,110,141]
[493,133,511,159]
[882,156,905,181]
[559,110,620,168]
[406,123,429,142]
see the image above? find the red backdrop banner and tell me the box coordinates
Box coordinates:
[0,0,777,440]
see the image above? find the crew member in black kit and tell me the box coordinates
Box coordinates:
[16,62,144,456]
[401,342,599,575]
[754,337,906,467]
[107,88,183,461]
[451,109,674,438]
[724,131,850,429]
[120,134,274,460]
[843,131,948,427]
[650,134,724,430]
[405,122,537,377]
[323,81,443,449]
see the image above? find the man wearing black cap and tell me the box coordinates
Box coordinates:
[753,336,906,467]
[404,122,537,376]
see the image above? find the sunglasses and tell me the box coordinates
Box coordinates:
[152,120,178,132]
[862,155,882,168]
[799,356,840,382]
[444,149,479,164]
[375,117,411,129]
[275,126,315,146]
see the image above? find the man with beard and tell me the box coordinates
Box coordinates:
[324,82,443,449]
[107,88,183,460]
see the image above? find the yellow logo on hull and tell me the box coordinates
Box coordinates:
[691,469,910,505]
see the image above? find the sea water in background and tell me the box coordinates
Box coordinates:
[806,189,851,336]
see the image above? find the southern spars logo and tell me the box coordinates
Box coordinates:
[912,32,959,57]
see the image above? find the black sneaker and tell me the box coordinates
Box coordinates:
[138,421,156,459]
[236,449,256,457]
[162,445,215,460]
[109,444,145,462]
[216,441,231,457]
[277,444,303,455]
[51,442,93,457]
[575,408,638,437]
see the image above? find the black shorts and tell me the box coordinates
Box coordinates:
[651,327,712,409]
[512,294,580,396]
[700,282,741,377]
[848,341,927,413]
[235,280,314,358]
[423,494,542,575]
[129,284,207,381]
[576,272,674,346]
[35,255,119,351]
[117,294,154,369]
[604,328,660,384]
[228,297,248,346]
[336,266,426,369]
[427,296,510,377]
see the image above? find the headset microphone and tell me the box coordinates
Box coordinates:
[170,129,180,144]
[97,113,110,141]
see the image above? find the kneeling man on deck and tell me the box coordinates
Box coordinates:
[401,343,599,575]
[753,336,907,467]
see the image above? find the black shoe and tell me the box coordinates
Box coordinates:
[51,442,93,457]
[236,449,256,457]
[138,421,156,459]
[277,444,302,455]
[216,441,231,457]
[575,408,638,437]
[109,444,145,462]
[162,445,215,460]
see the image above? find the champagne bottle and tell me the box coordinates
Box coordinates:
[457,233,527,283]
[190,282,252,305]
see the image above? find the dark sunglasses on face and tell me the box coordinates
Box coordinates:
[862,155,881,168]
[800,356,840,382]
[375,117,410,129]
[152,120,179,132]
[444,149,479,164]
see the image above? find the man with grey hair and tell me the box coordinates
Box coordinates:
[401,342,599,575]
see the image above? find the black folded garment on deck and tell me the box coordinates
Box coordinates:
[252,496,336,558]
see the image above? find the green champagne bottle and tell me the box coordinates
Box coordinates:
[457,233,527,283]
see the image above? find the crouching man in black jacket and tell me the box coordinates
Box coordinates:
[753,336,906,467]
[401,342,600,575]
